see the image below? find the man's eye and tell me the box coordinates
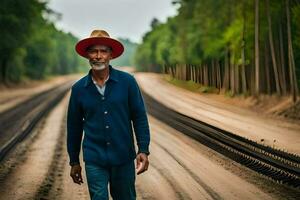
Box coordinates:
[88,50,97,54]
[89,49,109,54]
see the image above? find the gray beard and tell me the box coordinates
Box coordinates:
[89,61,107,70]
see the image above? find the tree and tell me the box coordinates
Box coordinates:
[0,0,46,83]
[266,0,281,95]
[134,0,300,100]
[255,0,260,95]
[286,0,299,102]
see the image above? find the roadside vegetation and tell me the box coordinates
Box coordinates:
[0,0,88,83]
[134,0,300,102]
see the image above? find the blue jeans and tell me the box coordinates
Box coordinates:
[85,161,136,200]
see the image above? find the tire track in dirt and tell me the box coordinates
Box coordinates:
[150,162,191,200]
[153,140,222,200]
[0,93,69,200]
[146,139,215,199]
[148,116,275,200]
[34,116,67,199]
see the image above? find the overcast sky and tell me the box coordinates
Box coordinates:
[48,0,177,43]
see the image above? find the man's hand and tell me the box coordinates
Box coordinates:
[136,153,149,175]
[70,164,84,184]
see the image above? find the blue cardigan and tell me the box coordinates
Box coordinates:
[67,66,150,166]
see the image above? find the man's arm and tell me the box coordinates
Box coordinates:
[128,76,150,154]
[67,87,84,183]
[128,76,150,174]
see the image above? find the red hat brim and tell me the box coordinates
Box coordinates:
[75,37,124,59]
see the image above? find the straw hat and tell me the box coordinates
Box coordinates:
[75,30,124,59]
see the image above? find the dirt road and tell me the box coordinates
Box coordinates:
[0,93,70,199]
[0,73,299,199]
[135,73,300,155]
[0,75,79,113]
[45,114,280,200]
[1,97,294,199]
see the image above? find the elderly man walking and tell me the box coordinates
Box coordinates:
[67,29,150,200]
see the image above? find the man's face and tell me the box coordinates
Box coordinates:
[87,45,112,70]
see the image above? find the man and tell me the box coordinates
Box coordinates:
[67,29,150,200]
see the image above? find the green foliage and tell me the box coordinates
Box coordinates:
[134,0,300,89]
[165,74,218,94]
[111,38,137,67]
[0,0,85,83]
[6,48,27,82]
[0,0,44,57]
[134,19,164,72]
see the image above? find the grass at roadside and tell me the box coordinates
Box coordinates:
[164,74,218,94]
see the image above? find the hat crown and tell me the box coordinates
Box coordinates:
[90,30,110,38]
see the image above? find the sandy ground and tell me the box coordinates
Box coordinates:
[135,73,300,155]
[0,93,69,199]
[0,71,299,200]
[0,75,79,113]
[48,115,278,200]
[1,109,297,199]
[136,116,277,200]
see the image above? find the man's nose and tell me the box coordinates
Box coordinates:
[96,51,102,59]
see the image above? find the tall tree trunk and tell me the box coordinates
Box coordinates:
[176,64,179,79]
[230,51,235,95]
[217,60,222,93]
[266,0,281,95]
[200,65,203,84]
[198,65,201,84]
[199,65,201,84]
[172,65,176,78]
[194,65,197,83]
[264,40,271,94]
[204,64,209,86]
[191,65,193,82]
[223,47,230,91]
[208,62,211,86]
[279,19,287,95]
[183,64,186,80]
[250,61,256,95]
[241,43,247,94]
[201,64,204,85]
[196,65,199,83]
[212,60,216,87]
[255,0,260,95]
[1,58,8,84]
[186,64,190,81]
[241,0,247,95]
[235,62,240,94]
[286,0,299,102]
[202,64,205,85]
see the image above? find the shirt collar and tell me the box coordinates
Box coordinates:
[84,65,119,87]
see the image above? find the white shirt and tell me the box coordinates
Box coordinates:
[92,75,109,96]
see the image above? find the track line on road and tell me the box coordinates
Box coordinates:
[152,140,222,200]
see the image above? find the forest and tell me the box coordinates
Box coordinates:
[0,0,139,84]
[2,0,300,102]
[134,0,300,101]
[0,0,86,83]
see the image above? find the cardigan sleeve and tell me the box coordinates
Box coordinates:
[128,76,150,155]
[67,87,84,165]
